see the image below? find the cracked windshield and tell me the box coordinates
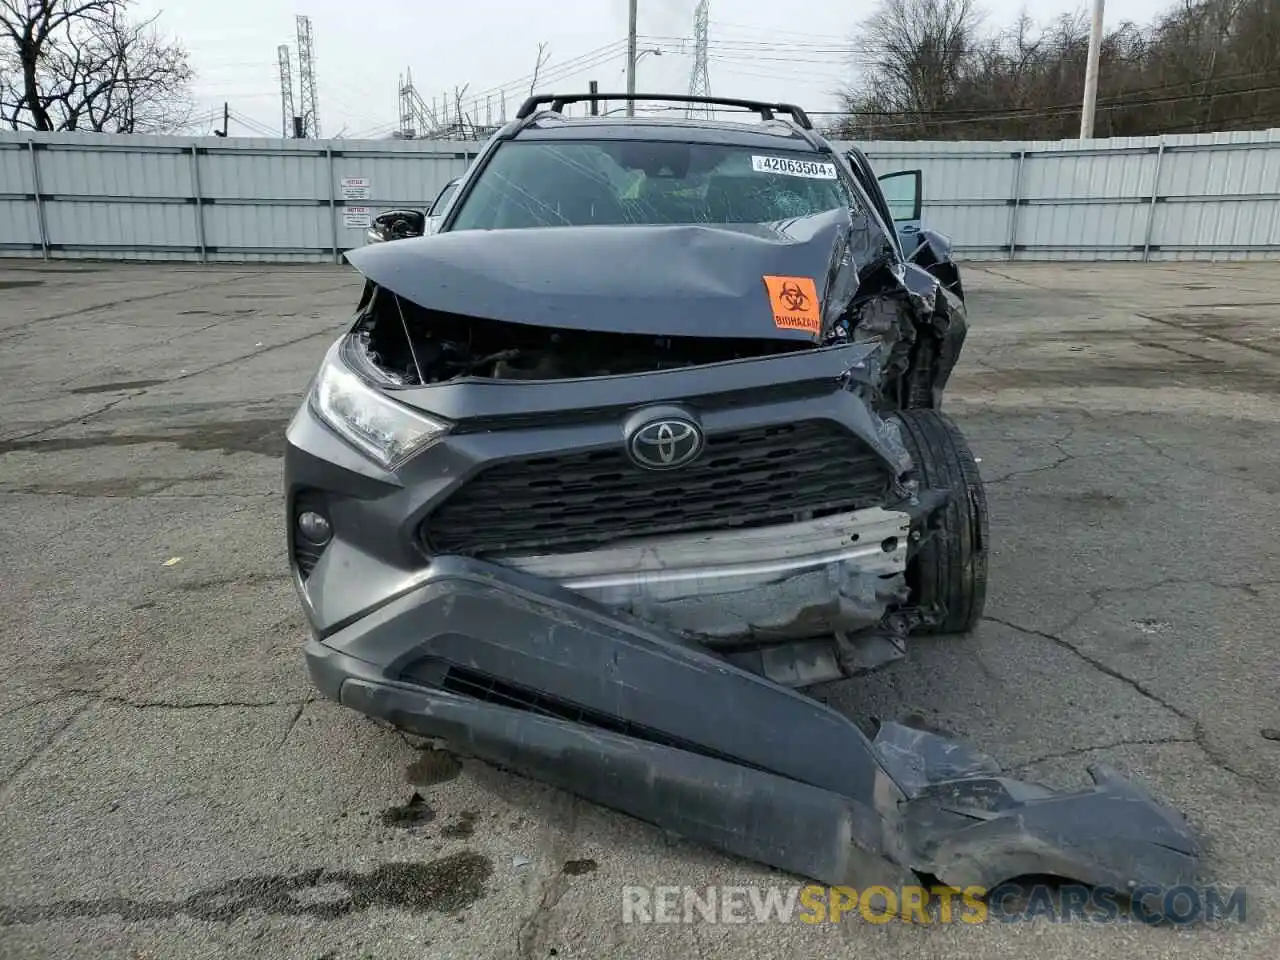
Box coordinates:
[449,140,856,229]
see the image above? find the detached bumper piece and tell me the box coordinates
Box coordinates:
[309,558,1200,896]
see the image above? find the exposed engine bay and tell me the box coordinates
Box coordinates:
[353,285,814,384]
[352,276,963,421]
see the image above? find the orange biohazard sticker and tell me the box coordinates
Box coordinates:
[762,275,821,334]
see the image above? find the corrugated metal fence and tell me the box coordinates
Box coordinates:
[866,129,1280,261]
[0,135,478,263]
[1,128,1277,263]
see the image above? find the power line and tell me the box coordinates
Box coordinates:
[820,82,1280,128]
[833,73,1280,120]
[639,33,875,53]
[460,40,629,104]
[714,62,852,86]
[620,79,1280,130]
[396,39,632,133]
[709,20,857,43]
[226,108,277,137]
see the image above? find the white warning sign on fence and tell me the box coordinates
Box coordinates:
[343,206,372,228]
[341,176,371,201]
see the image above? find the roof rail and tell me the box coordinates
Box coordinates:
[514,93,814,130]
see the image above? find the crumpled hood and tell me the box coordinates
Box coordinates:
[344,207,860,342]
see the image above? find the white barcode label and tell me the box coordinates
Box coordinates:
[751,155,837,179]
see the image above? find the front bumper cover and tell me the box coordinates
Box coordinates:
[307,556,1200,897]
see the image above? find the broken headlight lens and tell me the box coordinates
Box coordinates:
[309,354,450,468]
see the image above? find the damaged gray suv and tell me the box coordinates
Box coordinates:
[286,93,1199,899]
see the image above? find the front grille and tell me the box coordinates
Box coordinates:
[421,420,892,556]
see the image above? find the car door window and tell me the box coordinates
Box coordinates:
[877,171,922,223]
[428,181,459,216]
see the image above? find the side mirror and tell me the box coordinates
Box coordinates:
[876,170,922,223]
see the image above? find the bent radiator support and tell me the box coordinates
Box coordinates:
[310,558,1201,896]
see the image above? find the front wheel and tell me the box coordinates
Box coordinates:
[892,409,988,634]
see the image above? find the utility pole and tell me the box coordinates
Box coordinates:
[625,0,637,116]
[589,80,599,115]
[214,102,229,137]
[1079,0,1105,139]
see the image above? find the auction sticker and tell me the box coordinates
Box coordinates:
[762,275,821,334]
[751,155,837,179]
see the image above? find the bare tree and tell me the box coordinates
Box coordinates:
[834,0,1280,140]
[529,41,549,96]
[844,0,981,136]
[1,0,193,132]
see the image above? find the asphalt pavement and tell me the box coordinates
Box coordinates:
[1,258,1278,959]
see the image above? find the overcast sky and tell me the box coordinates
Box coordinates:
[135,0,1177,139]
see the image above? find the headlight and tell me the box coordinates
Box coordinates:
[309,353,450,468]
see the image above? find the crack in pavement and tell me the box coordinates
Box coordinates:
[277,694,315,751]
[1137,311,1280,359]
[1012,736,1198,771]
[0,273,255,342]
[166,327,341,385]
[0,694,87,722]
[0,701,93,803]
[0,487,278,501]
[7,688,288,715]
[1120,428,1280,496]
[1,391,149,445]
[170,572,293,593]
[101,697,285,710]
[2,327,337,447]
[984,615,1270,790]
[986,614,1191,720]
[1084,576,1280,605]
[1137,339,1227,364]
[982,424,1081,484]
[972,266,1041,288]
[972,407,1270,493]
[0,690,295,796]
[1129,430,1195,471]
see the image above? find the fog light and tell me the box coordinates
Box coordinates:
[297,511,332,545]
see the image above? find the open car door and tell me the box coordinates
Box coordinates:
[876,169,923,251]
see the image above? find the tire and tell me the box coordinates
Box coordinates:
[892,409,988,634]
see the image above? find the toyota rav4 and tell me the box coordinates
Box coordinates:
[284,93,1198,898]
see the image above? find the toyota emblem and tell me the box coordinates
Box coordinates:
[627,418,704,470]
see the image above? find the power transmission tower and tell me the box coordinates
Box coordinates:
[452,83,470,139]
[277,45,296,138]
[398,67,442,138]
[686,0,712,119]
[296,15,321,138]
